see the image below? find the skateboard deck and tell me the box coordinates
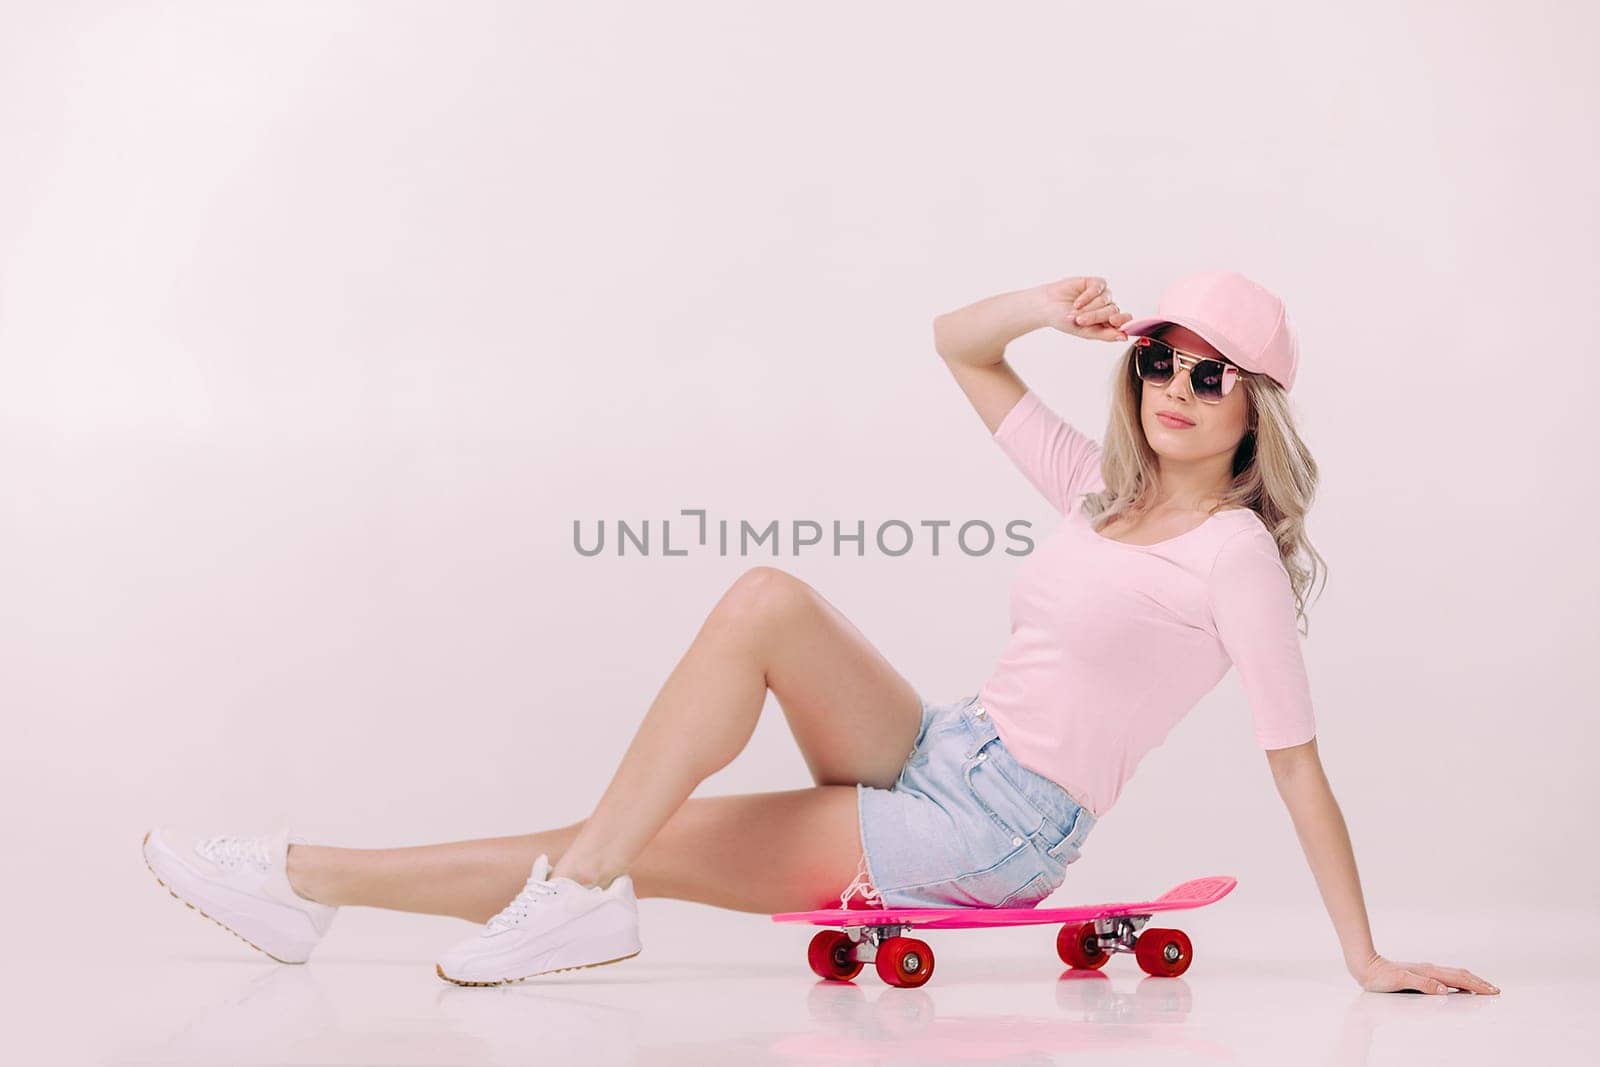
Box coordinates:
[772,875,1236,987]
[773,874,1235,930]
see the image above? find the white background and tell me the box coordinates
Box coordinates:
[0,3,1594,1060]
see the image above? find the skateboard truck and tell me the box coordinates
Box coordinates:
[1090,914,1152,957]
[839,921,912,963]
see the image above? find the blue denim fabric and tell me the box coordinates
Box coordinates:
[855,693,1097,908]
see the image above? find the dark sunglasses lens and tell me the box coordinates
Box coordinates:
[1134,338,1175,382]
[1190,360,1230,400]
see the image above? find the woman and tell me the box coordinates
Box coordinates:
[142,270,1498,996]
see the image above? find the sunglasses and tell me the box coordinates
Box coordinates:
[1130,336,1249,404]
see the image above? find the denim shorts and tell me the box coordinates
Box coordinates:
[854,693,1097,909]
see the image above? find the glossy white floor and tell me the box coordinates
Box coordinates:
[14,897,1592,1066]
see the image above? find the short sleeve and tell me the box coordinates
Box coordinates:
[1207,529,1318,750]
[991,390,1105,515]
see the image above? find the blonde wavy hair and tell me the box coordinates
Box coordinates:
[1082,327,1328,634]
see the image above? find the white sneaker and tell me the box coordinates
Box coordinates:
[435,853,642,986]
[142,827,337,964]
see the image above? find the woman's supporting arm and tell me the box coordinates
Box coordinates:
[1266,744,1500,995]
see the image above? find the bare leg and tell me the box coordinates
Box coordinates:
[288,785,865,920]
[547,566,921,889]
[290,565,924,918]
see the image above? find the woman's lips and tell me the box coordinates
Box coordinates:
[1156,412,1195,428]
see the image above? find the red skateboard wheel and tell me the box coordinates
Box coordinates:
[875,936,935,988]
[807,929,864,981]
[1134,927,1192,977]
[1057,921,1110,970]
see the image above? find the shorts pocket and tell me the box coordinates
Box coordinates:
[996,870,1056,910]
[897,707,937,783]
[949,841,1058,909]
[903,702,967,774]
[962,736,1050,843]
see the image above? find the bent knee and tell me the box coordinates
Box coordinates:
[716,565,815,625]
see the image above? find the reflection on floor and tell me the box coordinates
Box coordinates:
[15,902,1589,1066]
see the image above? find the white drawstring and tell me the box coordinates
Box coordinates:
[838,852,883,909]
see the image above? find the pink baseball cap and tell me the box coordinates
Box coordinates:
[1120,270,1300,392]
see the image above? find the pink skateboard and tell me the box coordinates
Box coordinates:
[771,875,1236,988]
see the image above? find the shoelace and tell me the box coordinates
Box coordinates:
[195,834,271,871]
[838,852,883,909]
[485,871,564,933]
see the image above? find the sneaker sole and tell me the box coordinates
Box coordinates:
[140,830,303,965]
[435,949,642,987]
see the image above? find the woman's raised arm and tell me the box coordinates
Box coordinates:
[931,275,1131,433]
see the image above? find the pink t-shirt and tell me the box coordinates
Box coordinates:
[976,390,1317,818]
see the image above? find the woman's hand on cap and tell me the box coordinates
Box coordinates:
[1037,276,1132,342]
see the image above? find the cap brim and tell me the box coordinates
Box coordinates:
[1119,316,1165,338]
[1121,314,1245,368]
